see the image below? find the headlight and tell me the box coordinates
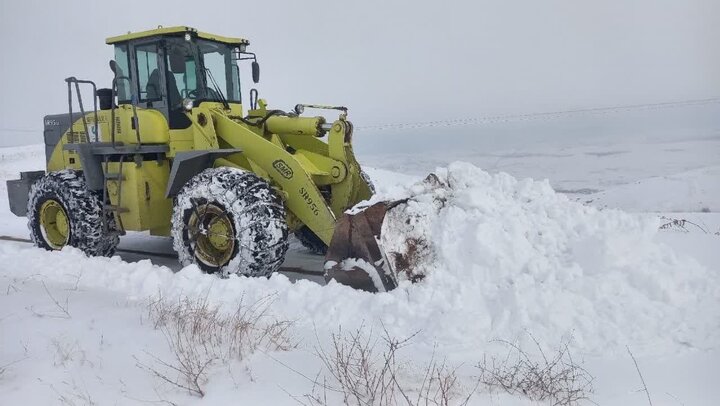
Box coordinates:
[184,32,192,41]
[182,98,194,111]
[294,104,304,115]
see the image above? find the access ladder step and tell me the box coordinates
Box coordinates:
[104,173,124,180]
[103,204,129,213]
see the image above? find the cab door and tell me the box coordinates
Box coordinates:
[100,40,169,145]
[129,40,170,119]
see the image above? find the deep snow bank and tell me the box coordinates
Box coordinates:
[1,162,718,357]
[372,162,720,354]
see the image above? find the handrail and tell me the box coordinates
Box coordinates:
[110,75,142,148]
[65,77,98,143]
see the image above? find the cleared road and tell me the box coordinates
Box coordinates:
[0,234,327,284]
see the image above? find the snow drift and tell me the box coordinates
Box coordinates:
[375,162,720,354]
[2,162,718,358]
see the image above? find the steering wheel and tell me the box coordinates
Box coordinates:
[187,87,221,100]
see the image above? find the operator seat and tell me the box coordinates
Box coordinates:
[145,68,190,129]
[166,73,182,110]
[166,72,191,129]
[146,69,162,100]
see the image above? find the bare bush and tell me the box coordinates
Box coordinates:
[658,216,709,234]
[0,358,26,380]
[627,346,653,406]
[413,352,478,406]
[476,335,593,405]
[51,337,87,367]
[315,324,410,405]
[27,281,71,319]
[137,294,294,397]
[45,377,96,406]
[291,325,476,406]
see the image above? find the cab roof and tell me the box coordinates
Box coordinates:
[106,26,249,46]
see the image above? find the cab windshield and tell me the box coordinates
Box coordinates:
[166,38,241,107]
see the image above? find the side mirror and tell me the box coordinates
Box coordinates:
[251,61,260,83]
[109,60,118,75]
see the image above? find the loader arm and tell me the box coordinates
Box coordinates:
[212,113,346,244]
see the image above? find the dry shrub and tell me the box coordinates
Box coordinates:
[137,294,294,397]
[476,335,593,405]
[658,216,709,233]
[315,325,409,405]
[293,325,476,406]
[51,337,87,367]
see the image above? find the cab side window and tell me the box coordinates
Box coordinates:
[113,45,131,103]
[135,43,162,102]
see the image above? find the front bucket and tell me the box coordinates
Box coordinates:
[323,201,405,292]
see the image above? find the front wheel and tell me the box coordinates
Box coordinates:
[171,167,289,277]
[294,225,327,255]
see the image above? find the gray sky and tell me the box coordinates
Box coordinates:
[0,0,718,145]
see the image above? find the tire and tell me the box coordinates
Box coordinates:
[294,226,327,255]
[27,170,119,257]
[171,167,289,277]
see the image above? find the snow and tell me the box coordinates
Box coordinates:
[0,131,719,405]
[327,257,391,293]
[361,137,720,205]
[584,166,720,212]
[375,163,719,355]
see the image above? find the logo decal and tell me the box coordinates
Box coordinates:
[272,159,293,179]
[300,187,320,216]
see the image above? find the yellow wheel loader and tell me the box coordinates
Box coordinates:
[6,26,400,291]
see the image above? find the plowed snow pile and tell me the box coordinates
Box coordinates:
[371,162,720,354]
[2,162,718,357]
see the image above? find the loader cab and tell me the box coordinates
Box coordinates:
[106,27,255,129]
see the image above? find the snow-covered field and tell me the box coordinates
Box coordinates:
[1,127,718,405]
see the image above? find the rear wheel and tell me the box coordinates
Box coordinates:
[27,170,119,256]
[172,167,289,277]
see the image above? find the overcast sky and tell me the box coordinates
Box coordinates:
[0,0,718,144]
